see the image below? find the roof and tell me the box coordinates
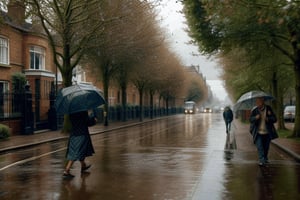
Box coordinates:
[0,10,32,32]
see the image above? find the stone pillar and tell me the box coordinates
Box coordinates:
[48,82,57,130]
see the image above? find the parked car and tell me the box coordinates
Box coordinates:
[284,105,295,122]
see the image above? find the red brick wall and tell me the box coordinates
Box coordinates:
[23,34,54,71]
[0,23,56,134]
[0,25,24,86]
[1,119,22,135]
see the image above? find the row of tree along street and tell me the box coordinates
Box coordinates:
[0,0,209,131]
[183,0,300,137]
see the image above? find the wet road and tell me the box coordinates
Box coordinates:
[0,114,299,200]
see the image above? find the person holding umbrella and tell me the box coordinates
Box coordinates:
[55,83,105,178]
[63,110,96,178]
[249,97,277,166]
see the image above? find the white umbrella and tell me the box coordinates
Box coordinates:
[234,90,274,111]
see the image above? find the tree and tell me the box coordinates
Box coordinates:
[11,72,27,114]
[25,0,107,132]
[219,46,293,129]
[27,0,105,87]
[111,0,161,122]
[183,0,300,136]
[158,52,186,115]
[185,76,207,104]
[84,0,159,125]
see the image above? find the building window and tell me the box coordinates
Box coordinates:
[0,37,9,65]
[30,46,45,70]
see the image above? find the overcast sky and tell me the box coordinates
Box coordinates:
[154,1,228,101]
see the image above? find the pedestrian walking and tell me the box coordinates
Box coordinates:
[223,106,233,133]
[249,97,278,166]
[63,110,96,178]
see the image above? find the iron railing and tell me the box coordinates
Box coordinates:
[0,92,23,120]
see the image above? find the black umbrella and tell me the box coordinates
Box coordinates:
[55,83,105,114]
[234,90,274,111]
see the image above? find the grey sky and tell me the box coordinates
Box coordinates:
[154,0,227,101]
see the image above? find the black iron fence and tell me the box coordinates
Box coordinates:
[0,92,23,120]
[93,106,183,123]
[1,90,184,133]
[57,106,184,128]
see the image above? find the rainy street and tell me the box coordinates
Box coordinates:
[0,113,299,200]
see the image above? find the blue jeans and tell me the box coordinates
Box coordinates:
[225,121,231,133]
[255,134,271,163]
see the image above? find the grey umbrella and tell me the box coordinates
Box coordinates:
[234,90,274,111]
[55,82,105,114]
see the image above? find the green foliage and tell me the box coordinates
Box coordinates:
[277,129,293,138]
[0,124,10,139]
[183,0,297,96]
[11,72,26,93]
[182,0,222,54]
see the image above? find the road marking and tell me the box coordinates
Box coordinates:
[0,147,66,171]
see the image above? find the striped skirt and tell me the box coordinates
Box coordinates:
[66,134,95,161]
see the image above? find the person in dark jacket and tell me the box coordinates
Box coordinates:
[249,97,277,166]
[223,106,234,133]
[63,110,96,178]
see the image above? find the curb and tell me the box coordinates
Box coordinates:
[0,119,158,153]
[0,136,68,153]
[271,140,300,162]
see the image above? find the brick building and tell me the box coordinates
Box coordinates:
[0,1,179,135]
[0,1,56,134]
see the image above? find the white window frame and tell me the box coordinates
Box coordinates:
[0,81,9,93]
[0,36,9,65]
[30,46,45,70]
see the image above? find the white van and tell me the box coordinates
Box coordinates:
[284,105,295,122]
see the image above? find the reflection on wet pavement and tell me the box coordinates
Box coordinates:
[0,114,299,200]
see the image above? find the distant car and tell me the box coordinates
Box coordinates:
[203,107,212,113]
[184,101,196,114]
[284,105,295,122]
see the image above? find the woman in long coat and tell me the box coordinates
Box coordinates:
[63,110,96,178]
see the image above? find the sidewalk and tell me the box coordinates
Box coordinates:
[1,118,300,163]
[0,119,153,153]
[233,120,300,162]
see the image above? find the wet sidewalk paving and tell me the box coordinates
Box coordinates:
[233,120,300,162]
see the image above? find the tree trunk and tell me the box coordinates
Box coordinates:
[292,65,300,137]
[121,84,127,122]
[165,97,169,115]
[61,64,73,133]
[277,93,285,130]
[272,72,285,130]
[103,69,110,126]
[287,28,300,136]
[149,90,154,119]
[138,88,144,122]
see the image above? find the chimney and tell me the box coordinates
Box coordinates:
[31,15,43,32]
[7,0,25,25]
